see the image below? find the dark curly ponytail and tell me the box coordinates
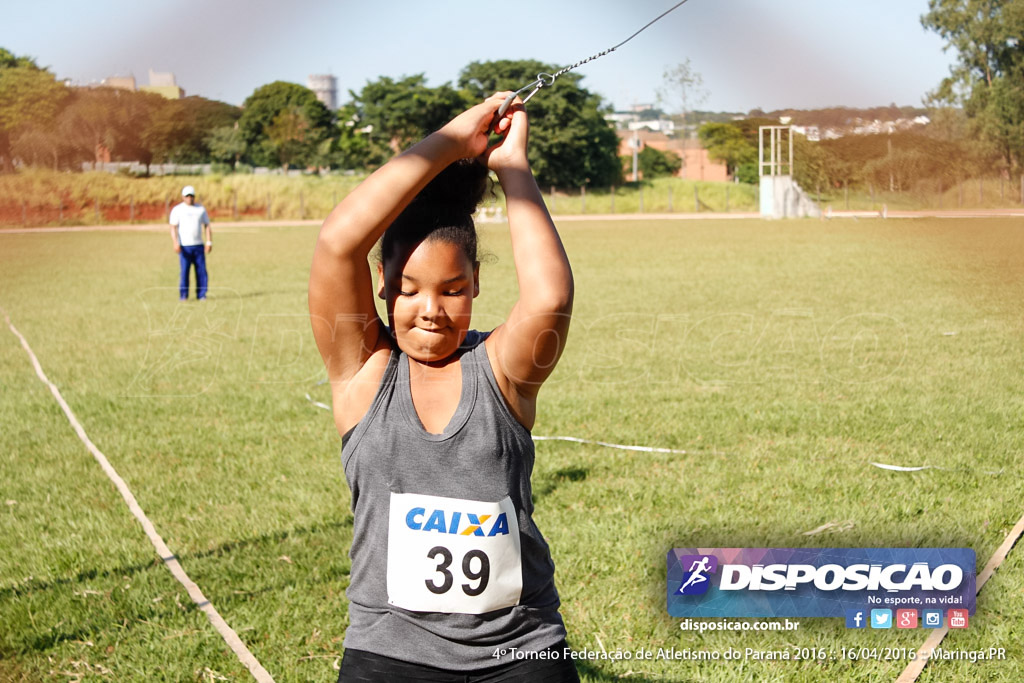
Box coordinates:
[379,158,490,265]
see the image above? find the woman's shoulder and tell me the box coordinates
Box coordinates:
[460,329,491,352]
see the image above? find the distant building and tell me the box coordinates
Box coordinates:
[102,76,137,91]
[616,129,729,182]
[627,119,675,133]
[140,69,184,99]
[99,70,183,99]
[308,74,338,111]
[606,112,640,129]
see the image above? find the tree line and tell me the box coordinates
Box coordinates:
[0,51,623,189]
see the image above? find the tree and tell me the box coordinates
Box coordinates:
[0,49,68,171]
[657,59,708,130]
[637,146,682,178]
[459,60,622,188]
[142,96,240,165]
[264,105,322,169]
[331,103,379,170]
[921,0,1024,169]
[207,125,247,167]
[57,87,163,169]
[350,74,469,160]
[698,122,756,178]
[238,81,333,167]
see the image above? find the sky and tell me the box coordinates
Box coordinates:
[5,0,957,113]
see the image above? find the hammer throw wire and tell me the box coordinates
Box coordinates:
[496,0,693,117]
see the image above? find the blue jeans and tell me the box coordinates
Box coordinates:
[179,245,208,299]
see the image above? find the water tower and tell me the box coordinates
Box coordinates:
[307,74,338,111]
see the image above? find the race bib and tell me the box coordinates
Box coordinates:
[387,492,522,614]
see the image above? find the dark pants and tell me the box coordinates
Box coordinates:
[178,244,208,300]
[338,641,580,683]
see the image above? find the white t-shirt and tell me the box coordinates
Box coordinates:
[170,202,210,246]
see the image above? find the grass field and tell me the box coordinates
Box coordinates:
[1,216,1023,682]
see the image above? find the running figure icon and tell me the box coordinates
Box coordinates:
[678,556,712,593]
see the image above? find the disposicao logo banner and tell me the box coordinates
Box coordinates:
[667,548,975,618]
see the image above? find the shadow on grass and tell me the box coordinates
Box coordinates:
[534,467,589,500]
[0,517,353,602]
[1,517,354,656]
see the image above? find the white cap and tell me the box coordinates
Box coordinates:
[181,185,196,197]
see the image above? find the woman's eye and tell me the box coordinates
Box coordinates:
[444,289,463,296]
[399,290,414,297]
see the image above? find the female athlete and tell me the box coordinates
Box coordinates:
[309,92,577,682]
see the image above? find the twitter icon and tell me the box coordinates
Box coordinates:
[871,609,893,629]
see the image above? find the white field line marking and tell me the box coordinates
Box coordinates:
[3,309,275,683]
[896,511,1024,683]
[532,435,693,454]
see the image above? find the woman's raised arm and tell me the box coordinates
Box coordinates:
[484,105,574,429]
[309,94,513,383]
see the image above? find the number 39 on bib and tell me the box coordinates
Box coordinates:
[387,492,523,614]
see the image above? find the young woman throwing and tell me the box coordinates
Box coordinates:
[309,92,577,682]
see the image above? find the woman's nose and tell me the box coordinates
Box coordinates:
[421,294,443,319]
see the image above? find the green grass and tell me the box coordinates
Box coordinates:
[1,217,1023,681]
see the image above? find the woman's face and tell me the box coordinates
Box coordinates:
[378,238,479,363]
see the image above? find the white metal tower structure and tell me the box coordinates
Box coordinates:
[758,125,819,218]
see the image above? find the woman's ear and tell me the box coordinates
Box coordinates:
[377,263,386,299]
[473,261,481,298]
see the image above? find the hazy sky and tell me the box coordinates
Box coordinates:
[6,0,956,113]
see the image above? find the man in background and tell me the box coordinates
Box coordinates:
[169,185,212,300]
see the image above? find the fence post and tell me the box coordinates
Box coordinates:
[580,185,586,214]
[610,186,615,213]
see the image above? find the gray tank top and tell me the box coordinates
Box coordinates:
[340,331,566,669]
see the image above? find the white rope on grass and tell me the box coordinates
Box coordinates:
[3,307,275,683]
[532,435,693,454]
[306,385,700,455]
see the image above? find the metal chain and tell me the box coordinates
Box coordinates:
[496,0,692,118]
[549,0,692,82]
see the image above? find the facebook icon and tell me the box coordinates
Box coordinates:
[845,609,867,629]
